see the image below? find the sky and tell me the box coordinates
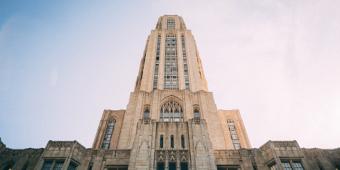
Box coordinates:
[1,0,339,149]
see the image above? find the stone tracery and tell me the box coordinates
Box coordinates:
[160,100,183,122]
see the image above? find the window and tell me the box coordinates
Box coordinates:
[160,135,164,148]
[233,143,241,150]
[87,162,93,170]
[160,100,183,122]
[231,134,238,140]
[101,119,116,149]
[169,162,176,170]
[153,35,161,89]
[180,162,188,170]
[217,165,240,170]
[281,161,292,170]
[164,34,178,89]
[106,165,128,170]
[157,162,165,170]
[42,160,53,170]
[143,107,150,119]
[279,160,304,170]
[181,135,185,149]
[227,120,241,149]
[292,161,304,170]
[67,161,78,170]
[193,108,200,119]
[167,18,175,29]
[269,163,278,170]
[53,161,64,170]
[42,160,66,170]
[170,135,174,148]
[181,35,190,89]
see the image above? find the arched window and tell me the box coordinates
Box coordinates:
[193,105,200,121]
[160,100,183,122]
[143,107,150,120]
[160,135,164,149]
[181,135,185,149]
[194,108,200,119]
[101,119,116,149]
[170,135,175,148]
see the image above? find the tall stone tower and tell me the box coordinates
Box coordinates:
[2,14,339,170]
[92,15,251,170]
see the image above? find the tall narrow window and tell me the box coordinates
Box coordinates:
[160,135,164,148]
[153,35,161,89]
[164,34,178,89]
[227,119,241,149]
[181,35,190,89]
[101,119,116,149]
[87,162,93,170]
[170,135,174,148]
[193,106,200,119]
[143,107,150,119]
[160,100,183,122]
[167,18,175,29]
[181,135,185,149]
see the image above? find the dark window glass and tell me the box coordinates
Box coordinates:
[53,161,64,170]
[217,166,226,170]
[160,135,164,148]
[170,135,174,148]
[181,135,185,149]
[169,162,176,170]
[180,162,188,170]
[106,166,128,170]
[67,162,77,170]
[217,165,240,170]
[157,162,165,170]
[42,160,53,170]
[87,162,93,170]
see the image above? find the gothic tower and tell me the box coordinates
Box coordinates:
[92,15,251,170]
[2,14,339,170]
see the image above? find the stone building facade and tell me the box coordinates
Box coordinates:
[1,15,339,170]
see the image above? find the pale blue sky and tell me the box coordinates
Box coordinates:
[1,0,339,149]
